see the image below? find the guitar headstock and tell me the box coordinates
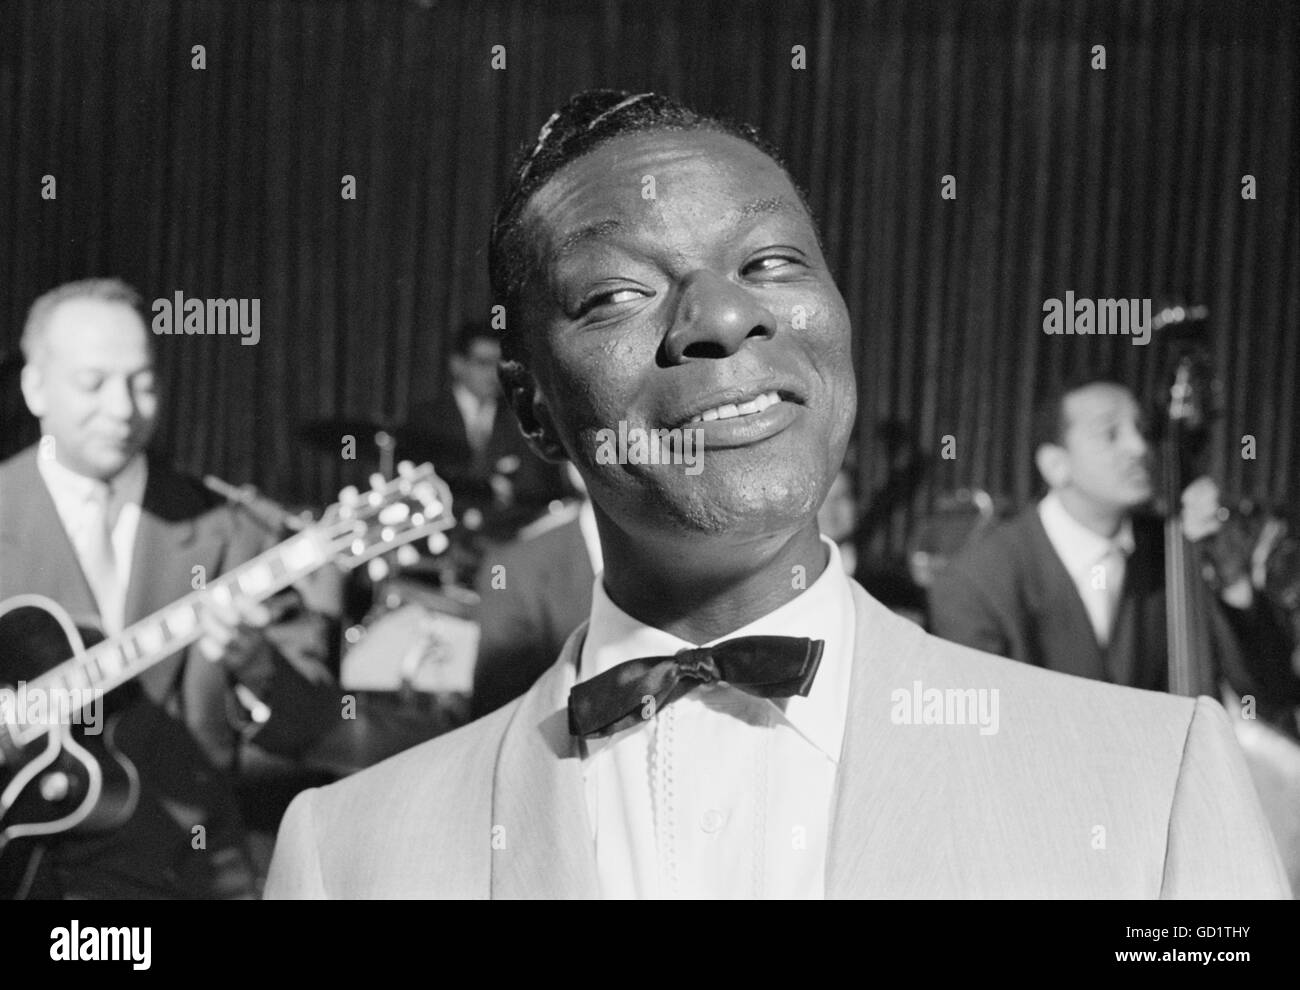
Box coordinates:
[318,462,455,571]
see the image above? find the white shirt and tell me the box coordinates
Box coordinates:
[452,384,496,456]
[576,499,603,577]
[571,536,855,899]
[1037,492,1135,647]
[37,448,147,636]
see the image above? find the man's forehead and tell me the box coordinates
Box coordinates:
[1066,383,1140,424]
[44,299,151,361]
[524,130,805,249]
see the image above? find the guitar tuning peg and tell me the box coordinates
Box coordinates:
[367,557,390,582]
[427,532,450,555]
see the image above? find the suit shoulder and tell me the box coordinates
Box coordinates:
[303,701,515,824]
[510,513,583,558]
[930,510,1039,601]
[0,445,39,486]
[273,703,520,896]
[957,509,1040,564]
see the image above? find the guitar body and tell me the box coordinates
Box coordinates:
[0,462,454,898]
[0,600,140,898]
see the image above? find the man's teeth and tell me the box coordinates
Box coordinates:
[689,390,781,424]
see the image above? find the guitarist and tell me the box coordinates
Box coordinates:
[0,278,339,898]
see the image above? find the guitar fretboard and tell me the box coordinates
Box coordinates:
[13,529,333,746]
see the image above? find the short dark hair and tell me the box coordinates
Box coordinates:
[1031,374,1132,453]
[487,89,816,363]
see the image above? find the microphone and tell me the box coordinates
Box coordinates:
[203,475,307,533]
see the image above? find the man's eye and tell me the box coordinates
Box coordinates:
[743,254,802,276]
[577,287,645,315]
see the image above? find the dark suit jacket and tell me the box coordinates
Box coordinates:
[0,446,338,897]
[929,505,1299,714]
[404,391,565,528]
[471,514,594,719]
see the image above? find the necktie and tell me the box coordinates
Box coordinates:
[1093,540,1129,647]
[569,635,824,738]
[82,482,123,636]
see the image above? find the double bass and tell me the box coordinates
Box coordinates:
[1155,306,1300,892]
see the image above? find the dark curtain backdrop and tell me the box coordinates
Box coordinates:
[1,0,1295,562]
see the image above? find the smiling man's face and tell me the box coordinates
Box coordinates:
[510,128,856,547]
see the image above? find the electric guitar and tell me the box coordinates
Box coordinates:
[0,462,453,897]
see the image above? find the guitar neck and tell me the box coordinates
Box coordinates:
[5,461,453,749]
[14,528,335,746]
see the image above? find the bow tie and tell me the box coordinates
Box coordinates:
[568,635,825,739]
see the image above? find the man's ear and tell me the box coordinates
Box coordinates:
[1035,443,1069,491]
[499,359,567,463]
[20,363,47,419]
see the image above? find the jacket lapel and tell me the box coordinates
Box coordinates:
[0,447,101,626]
[825,584,931,897]
[490,627,600,898]
[125,460,202,699]
[1023,509,1107,680]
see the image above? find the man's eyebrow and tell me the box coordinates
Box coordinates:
[554,219,625,260]
[551,197,800,261]
[738,196,793,220]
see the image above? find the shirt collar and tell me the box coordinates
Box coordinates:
[576,535,856,761]
[452,383,494,415]
[36,446,148,517]
[1038,491,1134,576]
[576,500,603,577]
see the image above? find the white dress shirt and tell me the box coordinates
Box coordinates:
[37,448,148,636]
[1037,492,1135,647]
[452,384,496,457]
[576,499,603,577]
[570,536,855,899]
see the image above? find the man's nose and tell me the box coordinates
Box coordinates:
[100,377,136,419]
[662,271,777,363]
[1121,422,1149,458]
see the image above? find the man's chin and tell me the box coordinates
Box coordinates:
[1116,482,1154,511]
[85,445,141,480]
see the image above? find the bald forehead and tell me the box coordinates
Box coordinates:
[39,298,152,366]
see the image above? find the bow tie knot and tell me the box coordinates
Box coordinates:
[568,635,825,739]
[672,649,721,684]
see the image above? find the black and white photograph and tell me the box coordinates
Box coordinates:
[0,0,1297,961]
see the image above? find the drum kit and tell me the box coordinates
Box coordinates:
[214,415,546,776]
